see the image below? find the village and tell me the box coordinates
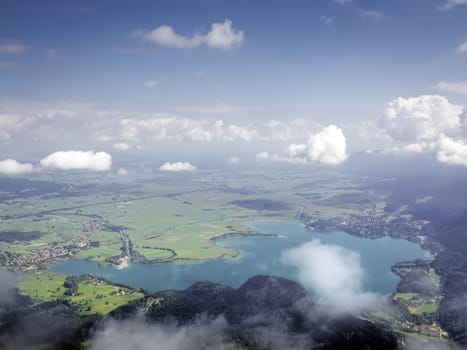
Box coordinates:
[9,221,100,269]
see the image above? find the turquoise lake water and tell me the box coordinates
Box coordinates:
[49,220,431,296]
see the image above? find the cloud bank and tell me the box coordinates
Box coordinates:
[40,150,112,171]
[0,159,34,175]
[159,161,197,172]
[90,316,235,350]
[282,239,379,308]
[383,95,462,142]
[134,19,244,50]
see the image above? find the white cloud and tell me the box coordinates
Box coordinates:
[40,150,112,171]
[159,161,197,172]
[286,143,308,158]
[203,19,244,50]
[228,156,240,165]
[383,95,463,141]
[307,125,348,165]
[265,119,316,142]
[143,80,158,89]
[438,0,467,11]
[90,316,231,350]
[436,81,467,95]
[334,0,352,5]
[257,125,348,166]
[134,19,244,50]
[113,142,131,151]
[0,159,34,175]
[358,9,384,21]
[0,42,29,54]
[282,240,380,307]
[436,134,467,166]
[108,117,258,144]
[457,40,467,53]
[256,151,270,160]
[117,167,128,176]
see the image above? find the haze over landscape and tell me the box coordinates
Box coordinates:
[2,0,467,349]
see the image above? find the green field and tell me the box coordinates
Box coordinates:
[17,270,144,315]
[413,303,439,315]
[394,292,418,301]
[1,170,377,266]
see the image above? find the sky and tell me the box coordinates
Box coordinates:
[1,0,467,173]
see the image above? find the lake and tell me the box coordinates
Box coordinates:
[49,220,432,296]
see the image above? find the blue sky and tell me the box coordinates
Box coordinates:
[1,0,467,172]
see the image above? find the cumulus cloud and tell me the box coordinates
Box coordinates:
[457,40,467,53]
[383,95,463,141]
[159,161,197,172]
[133,19,244,50]
[256,125,347,166]
[307,125,348,165]
[0,159,34,175]
[40,150,112,171]
[0,42,29,54]
[438,0,467,11]
[282,240,380,308]
[436,134,467,166]
[436,80,467,95]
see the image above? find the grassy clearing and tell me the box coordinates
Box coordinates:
[394,292,418,301]
[413,303,439,315]
[17,270,143,315]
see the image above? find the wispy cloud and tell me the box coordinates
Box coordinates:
[0,42,29,54]
[46,48,61,60]
[457,40,467,53]
[143,80,159,89]
[334,0,352,5]
[358,9,384,21]
[438,0,467,11]
[436,80,467,95]
[320,15,335,26]
[132,19,244,50]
